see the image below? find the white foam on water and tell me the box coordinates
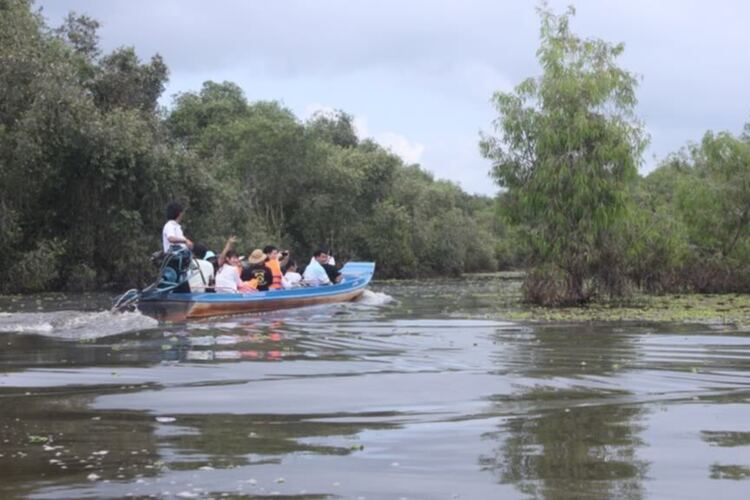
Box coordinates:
[0,309,158,340]
[357,289,395,306]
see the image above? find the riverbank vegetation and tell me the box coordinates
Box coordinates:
[2,0,750,305]
[0,0,500,292]
[481,5,750,305]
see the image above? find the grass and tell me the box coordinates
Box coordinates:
[467,273,750,327]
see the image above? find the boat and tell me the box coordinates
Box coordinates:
[130,261,375,321]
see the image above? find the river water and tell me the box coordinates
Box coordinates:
[1,276,749,499]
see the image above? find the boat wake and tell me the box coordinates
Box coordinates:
[0,310,158,340]
[357,289,395,306]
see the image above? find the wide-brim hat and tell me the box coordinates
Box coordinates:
[248,249,266,265]
[204,250,217,261]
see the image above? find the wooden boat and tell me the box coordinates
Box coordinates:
[136,262,375,321]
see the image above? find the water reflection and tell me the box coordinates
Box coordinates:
[482,402,646,499]
[176,323,289,363]
[158,412,398,469]
[480,323,648,498]
[0,390,160,499]
[702,429,750,481]
[0,384,401,498]
[709,464,750,480]
[701,430,750,447]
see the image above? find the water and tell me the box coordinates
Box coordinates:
[1,277,749,499]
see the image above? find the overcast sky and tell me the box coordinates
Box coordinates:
[37,0,750,196]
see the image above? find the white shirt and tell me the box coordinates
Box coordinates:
[303,260,331,286]
[215,264,242,293]
[162,220,186,252]
[309,255,335,266]
[188,259,215,292]
[282,271,302,289]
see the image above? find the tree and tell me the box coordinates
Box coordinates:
[676,131,750,261]
[357,201,416,277]
[54,11,100,60]
[90,47,168,112]
[168,81,249,145]
[639,127,750,292]
[306,110,359,148]
[0,0,183,291]
[480,4,647,304]
[0,0,503,290]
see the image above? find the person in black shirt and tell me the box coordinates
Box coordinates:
[240,249,273,291]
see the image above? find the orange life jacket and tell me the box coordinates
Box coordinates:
[266,259,283,290]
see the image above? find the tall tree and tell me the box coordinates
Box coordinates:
[306,110,359,148]
[480,4,647,304]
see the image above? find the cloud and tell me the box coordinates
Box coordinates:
[375,132,425,164]
[37,0,535,79]
[38,0,750,196]
[356,118,427,166]
[352,115,370,139]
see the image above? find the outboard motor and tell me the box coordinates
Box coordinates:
[159,245,193,293]
[112,245,193,313]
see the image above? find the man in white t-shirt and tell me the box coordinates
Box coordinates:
[303,249,333,286]
[162,202,193,252]
[308,245,335,267]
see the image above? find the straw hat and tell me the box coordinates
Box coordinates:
[247,249,266,265]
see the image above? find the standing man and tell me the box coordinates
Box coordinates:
[162,201,193,252]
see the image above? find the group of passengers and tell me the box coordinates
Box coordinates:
[162,201,342,294]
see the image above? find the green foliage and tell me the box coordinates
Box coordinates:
[306,110,359,148]
[91,47,168,112]
[640,128,750,293]
[7,239,64,292]
[168,81,249,145]
[165,78,501,278]
[0,0,183,291]
[7,0,750,299]
[356,201,416,277]
[674,132,750,261]
[0,1,503,292]
[623,199,688,293]
[54,12,100,58]
[481,5,647,304]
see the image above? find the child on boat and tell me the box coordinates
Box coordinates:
[282,260,302,289]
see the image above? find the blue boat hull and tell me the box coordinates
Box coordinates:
[137,262,375,321]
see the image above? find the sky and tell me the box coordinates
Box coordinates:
[37,0,750,196]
